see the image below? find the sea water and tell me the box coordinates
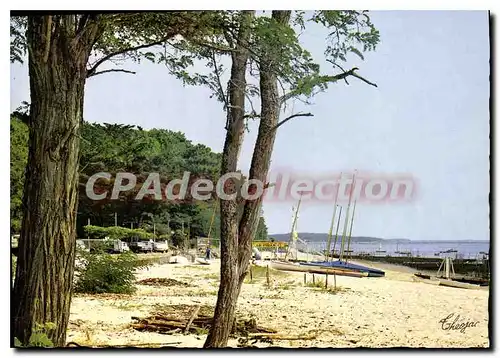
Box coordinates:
[307,240,489,259]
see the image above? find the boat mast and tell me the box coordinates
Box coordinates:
[325,176,341,261]
[339,172,356,262]
[346,198,357,262]
[332,206,343,260]
[325,204,339,261]
[207,202,217,247]
[285,194,302,260]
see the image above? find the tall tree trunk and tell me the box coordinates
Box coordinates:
[204,11,254,348]
[12,15,101,347]
[236,10,291,293]
[204,10,291,348]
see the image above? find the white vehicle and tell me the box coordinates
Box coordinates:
[78,238,130,253]
[76,239,89,252]
[153,241,169,253]
[113,240,130,253]
[128,239,154,253]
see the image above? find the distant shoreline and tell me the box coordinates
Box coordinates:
[268,233,489,244]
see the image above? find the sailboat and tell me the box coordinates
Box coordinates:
[284,195,302,261]
[375,242,386,254]
[270,196,368,278]
[301,172,385,278]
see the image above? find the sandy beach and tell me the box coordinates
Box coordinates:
[67,257,490,348]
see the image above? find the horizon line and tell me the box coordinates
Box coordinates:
[268,233,490,242]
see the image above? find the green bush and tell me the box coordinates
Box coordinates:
[172,229,186,248]
[74,251,148,294]
[14,322,55,348]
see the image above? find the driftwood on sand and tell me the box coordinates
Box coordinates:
[130,308,276,336]
[66,341,183,348]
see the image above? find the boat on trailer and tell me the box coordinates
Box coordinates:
[269,260,368,278]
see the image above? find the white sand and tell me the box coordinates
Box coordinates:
[67,258,489,348]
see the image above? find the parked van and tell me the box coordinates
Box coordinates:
[153,241,169,253]
[126,239,154,253]
[77,238,130,253]
[113,240,130,253]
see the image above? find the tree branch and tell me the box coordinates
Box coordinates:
[243,111,260,120]
[87,69,136,78]
[193,40,234,53]
[326,59,350,85]
[270,112,314,132]
[210,50,229,109]
[322,67,377,87]
[223,28,234,48]
[350,72,378,87]
[76,14,90,36]
[86,39,166,78]
[279,67,377,104]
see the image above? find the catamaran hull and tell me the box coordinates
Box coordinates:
[269,261,368,278]
[301,260,385,277]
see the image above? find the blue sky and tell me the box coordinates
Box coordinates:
[10,11,490,241]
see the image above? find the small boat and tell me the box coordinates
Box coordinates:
[196,258,211,265]
[396,250,411,256]
[301,260,385,277]
[438,279,483,290]
[447,276,489,286]
[414,272,431,280]
[269,260,304,272]
[375,243,386,254]
[414,272,486,290]
[269,261,367,278]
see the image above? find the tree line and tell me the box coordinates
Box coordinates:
[10,116,269,242]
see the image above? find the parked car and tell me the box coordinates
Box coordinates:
[153,241,169,253]
[128,240,154,253]
[78,238,130,253]
[112,240,130,253]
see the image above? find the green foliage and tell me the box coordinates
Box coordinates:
[10,13,227,69]
[14,322,56,347]
[157,11,379,105]
[84,225,154,240]
[77,121,224,240]
[91,12,225,68]
[259,10,379,101]
[10,113,248,245]
[74,251,145,294]
[10,116,28,233]
[305,278,326,288]
[172,229,187,248]
[158,233,172,240]
[255,216,268,241]
[10,16,27,64]
[309,11,379,61]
